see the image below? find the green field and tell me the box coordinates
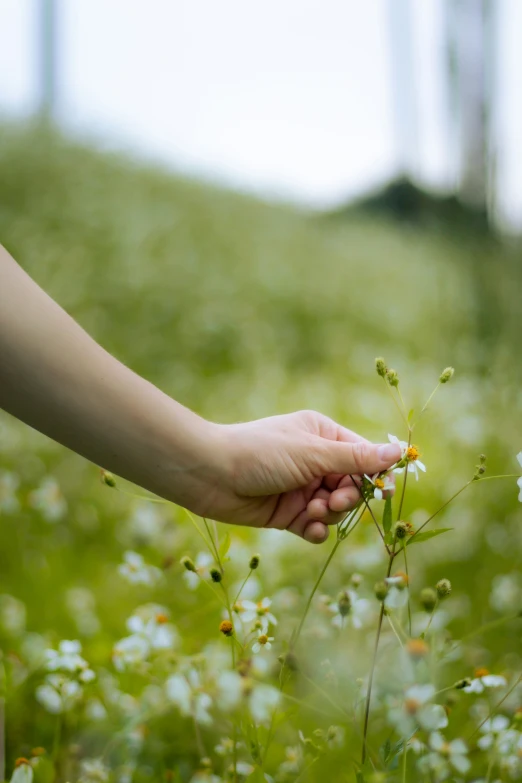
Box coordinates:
[0,125,521,782]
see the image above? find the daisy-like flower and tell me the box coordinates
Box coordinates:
[126,604,178,649]
[384,573,409,610]
[328,590,372,629]
[35,673,82,714]
[387,684,448,736]
[118,551,162,586]
[252,633,274,653]
[235,598,277,632]
[11,760,34,783]
[517,452,522,501]
[183,552,213,590]
[166,669,213,725]
[418,731,470,778]
[78,758,110,783]
[364,472,394,501]
[477,715,517,752]
[389,434,426,481]
[45,640,89,674]
[462,668,507,694]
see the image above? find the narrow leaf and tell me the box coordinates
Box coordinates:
[382,496,392,535]
[407,528,453,546]
[219,532,231,559]
[408,408,415,423]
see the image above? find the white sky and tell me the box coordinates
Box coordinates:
[1,0,522,227]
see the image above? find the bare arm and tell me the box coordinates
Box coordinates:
[0,245,400,543]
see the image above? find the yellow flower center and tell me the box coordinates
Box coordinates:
[156,613,168,624]
[474,667,490,678]
[374,478,385,489]
[406,446,420,462]
[258,634,268,645]
[404,698,420,715]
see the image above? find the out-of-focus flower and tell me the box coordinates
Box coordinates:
[387,685,448,736]
[489,572,521,613]
[85,698,108,722]
[328,590,372,629]
[65,587,100,636]
[44,639,90,674]
[166,670,212,725]
[126,604,178,649]
[249,683,280,725]
[277,744,304,777]
[0,471,20,513]
[36,674,82,714]
[384,574,409,610]
[389,434,426,481]
[235,598,277,632]
[364,472,394,501]
[252,633,274,653]
[29,477,67,522]
[463,669,507,694]
[10,760,33,783]
[118,550,162,586]
[112,633,150,671]
[78,757,110,782]
[0,594,26,636]
[418,732,470,778]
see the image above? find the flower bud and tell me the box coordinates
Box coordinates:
[420,587,437,613]
[180,556,196,572]
[436,578,452,598]
[100,469,116,487]
[351,573,363,588]
[439,367,454,384]
[479,453,487,464]
[337,591,352,617]
[278,651,299,671]
[219,620,233,637]
[374,581,388,601]
[386,368,399,387]
[249,554,260,570]
[455,677,472,690]
[210,567,222,583]
[394,521,410,540]
[375,357,387,378]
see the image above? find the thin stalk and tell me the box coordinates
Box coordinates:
[419,382,441,416]
[386,615,405,648]
[299,672,351,718]
[202,516,223,571]
[361,546,395,764]
[291,539,342,648]
[397,430,412,521]
[402,542,412,637]
[233,569,253,605]
[422,600,439,638]
[382,378,410,428]
[402,739,408,783]
[349,476,390,554]
[469,672,522,740]
[409,481,472,542]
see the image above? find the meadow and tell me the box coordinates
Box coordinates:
[0,125,522,782]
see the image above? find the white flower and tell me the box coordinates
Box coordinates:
[277,744,304,777]
[418,731,470,778]
[79,758,110,782]
[29,477,67,522]
[388,684,448,736]
[45,639,89,673]
[249,683,280,725]
[329,591,372,629]
[477,715,518,752]
[166,670,213,725]
[252,634,274,653]
[126,604,178,649]
[389,434,426,481]
[0,471,19,514]
[112,633,150,671]
[236,598,277,632]
[463,672,507,694]
[216,671,243,711]
[384,577,409,610]
[118,551,162,586]
[10,762,33,783]
[183,552,213,590]
[36,673,82,714]
[517,452,522,501]
[364,472,394,501]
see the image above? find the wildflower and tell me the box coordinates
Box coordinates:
[249,554,260,569]
[79,758,110,783]
[215,737,241,756]
[183,552,213,589]
[394,520,414,540]
[418,731,470,777]
[364,472,394,501]
[436,579,452,598]
[462,669,507,694]
[28,477,67,522]
[252,634,274,653]
[387,684,448,736]
[118,551,161,586]
[420,587,438,613]
[210,567,223,583]
[326,725,345,748]
[44,639,89,674]
[236,598,277,632]
[100,469,116,487]
[389,434,426,480]
[126,605,178,649]
[0,471,20,513]
[112,633,150,671]
[386,368,399,387]
[477,715,512,750]
[36,673,82,714]
[329,590,372,629]
[405,639,430,660]
[219,620,233,637]
[517,452,522,501]
[374,581,388,602]
[11,760,33,783]
[166,671,213,725]
[375,357,387,377]
[249,683,280,725]
[384,573,409,609]
[439,367,454,384]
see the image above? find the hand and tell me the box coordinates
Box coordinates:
[194,410,400,544]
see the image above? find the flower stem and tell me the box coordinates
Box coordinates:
[233,569,253,605]
[291,539,341,649]
[468,672,522,740]
[409,481,472,542]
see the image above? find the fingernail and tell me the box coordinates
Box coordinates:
[378,443,401,463]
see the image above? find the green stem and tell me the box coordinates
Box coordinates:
[382,377,409,428]
[468,672,522,740]
[233,569,253,605]
[419,382,441,417]
[402,739,408,783]
[349,477,390,553]
[409,481,472,542]
[291,539,342,648]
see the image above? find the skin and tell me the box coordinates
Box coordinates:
[0,245,400,544]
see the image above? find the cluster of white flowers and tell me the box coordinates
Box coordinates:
[113,604,178,671]
[117,550,162,586]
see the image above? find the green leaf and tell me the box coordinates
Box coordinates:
[382,496,392,535]
[407,528,453,546]
[218,532,231,559]
[381,738,391,763]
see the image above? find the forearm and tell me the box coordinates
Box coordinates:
[0,245,219,504]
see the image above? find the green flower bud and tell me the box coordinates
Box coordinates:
[420,587,437,613]
[249,554,260,570]
[394,521,410,539]
[180,555,196,572]
[374,581,388,602]
[386,368,399,387]
[375,357,387,378]
[337,591,352,617]
[210,567,222,583]
[436,578,452,598]
[439,367,455,384]
[100,469,116,487]
[455,677,472,690]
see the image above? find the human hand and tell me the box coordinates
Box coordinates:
[192,410,401,544]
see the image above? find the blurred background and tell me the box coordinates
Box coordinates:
[1,0,522,774]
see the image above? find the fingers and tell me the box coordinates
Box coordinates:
[317,439,401,478]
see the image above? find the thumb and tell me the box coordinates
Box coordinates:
[318,439,401,477]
